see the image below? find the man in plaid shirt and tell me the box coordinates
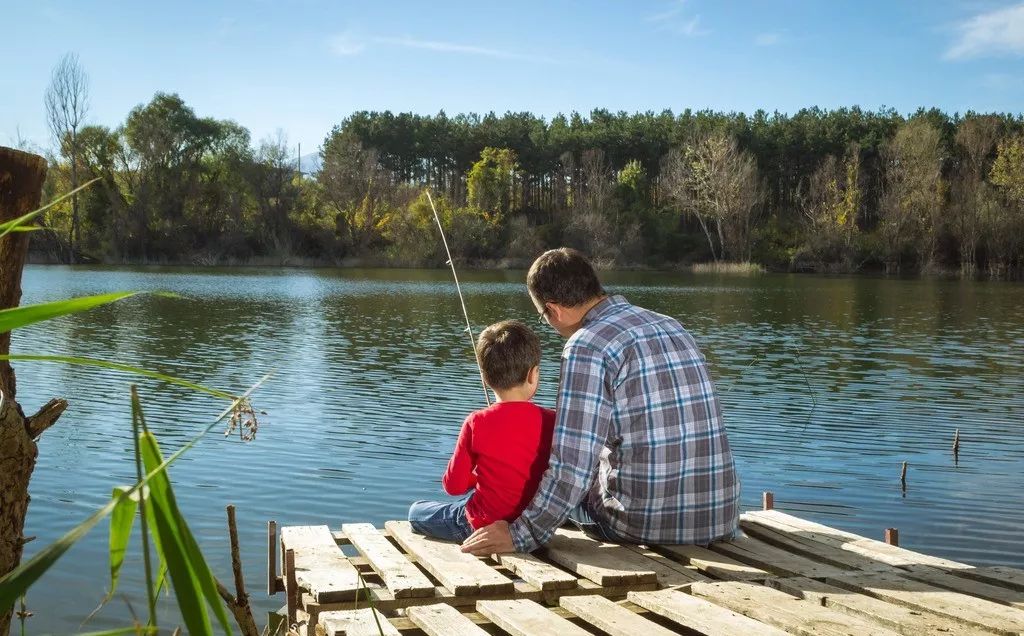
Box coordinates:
[462,248,740,554]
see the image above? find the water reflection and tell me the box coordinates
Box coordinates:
[14,266,1024,633]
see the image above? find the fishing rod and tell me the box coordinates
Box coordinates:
[425,189,492,406]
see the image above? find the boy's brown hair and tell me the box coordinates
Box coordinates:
[476,320,541,390]
[527,247,604,308]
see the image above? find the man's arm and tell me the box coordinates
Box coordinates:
[465,344,612,554]
[442,418,476,495]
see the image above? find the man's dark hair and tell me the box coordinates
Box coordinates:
[476,320,541,390]
[527,248,604,307]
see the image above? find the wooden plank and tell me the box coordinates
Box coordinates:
[406,603,490,636]
[476,599,592,636]
[319,608,401,636]
[560,595,680,636]
[767,576,994,636]
[827,571,1024,636]
[542,527,657,586]
[341,523,434,599]
[628,588,791,636]
[745,510,971,570]
[740,513,897,572]
[901,564,1024,609]
[280,525,367,603]
[654,543,769,581]
[623,545,711,587]
[384,521,514,596]
[691,580,902,636]
[711,535,849,579]
[493,552,577,591]
[956,566,1024,593]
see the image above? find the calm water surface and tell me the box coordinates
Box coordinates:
[16,265,1024,633]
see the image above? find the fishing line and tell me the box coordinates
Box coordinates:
[425,190,492,406]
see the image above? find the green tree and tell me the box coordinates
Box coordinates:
[466,147,518,222]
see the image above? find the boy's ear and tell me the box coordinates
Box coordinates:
[528,365,540,384]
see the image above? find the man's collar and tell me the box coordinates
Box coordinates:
[581,294,628,326]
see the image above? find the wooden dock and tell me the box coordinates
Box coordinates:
[268,494,1024,635]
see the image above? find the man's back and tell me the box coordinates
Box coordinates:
[570,295,740,544]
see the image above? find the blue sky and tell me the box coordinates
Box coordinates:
[3,0,1024,156]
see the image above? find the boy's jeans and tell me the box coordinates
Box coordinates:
[408,497,625,545]
[408,499,474,542]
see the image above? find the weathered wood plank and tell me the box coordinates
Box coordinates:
[493,552,577,591]
[740,513,897,572]
[691,580,902,636]
[477,599,592,636]
[767,576,994,636]
[319,608,401,636]
[711,534,849,579]
[827,571,1024,636]
[560,594,681,636]
[956,566,1024,593]
[654,543,769,581]
[384,521,513,596]
[628,588,791,636]
[542,527,657,586]
[406,603,490,636]
[622,545,711,587]
[341,523,434,599]
[280,526,366,602]
[901,565,1024,609]
[745,510,971,570]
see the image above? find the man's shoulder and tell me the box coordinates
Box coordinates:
[568,301,686,356]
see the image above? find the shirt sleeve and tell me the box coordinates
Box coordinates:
[442,417,477,495]
[510,344,612,552]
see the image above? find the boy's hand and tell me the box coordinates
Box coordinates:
[460,520,514,555]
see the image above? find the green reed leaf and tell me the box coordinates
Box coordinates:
[107,486,139,600]
[0,291,179,335]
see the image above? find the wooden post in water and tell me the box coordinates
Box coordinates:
[285,548,298,626]
[762,491,774,511]
[953,429,960,463]
[268,520,277,595]
[885,528,899,546]
[0,147,68,636]
[900,461,908,491]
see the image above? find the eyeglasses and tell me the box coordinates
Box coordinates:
[537,306,549,324]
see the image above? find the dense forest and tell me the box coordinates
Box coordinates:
[36,91,1024,277]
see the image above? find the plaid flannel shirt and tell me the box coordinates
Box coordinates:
[510,295,740,552]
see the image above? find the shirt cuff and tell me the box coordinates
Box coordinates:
[509,518,539,553]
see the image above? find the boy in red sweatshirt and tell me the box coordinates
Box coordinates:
[408,320,555,542]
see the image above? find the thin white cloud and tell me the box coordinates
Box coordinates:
[329,30,365,56]
[646,1,708,37]
[327,31,551,62]
[947,3,1024,59]
[755,32,781,47]
[372,36,552,62]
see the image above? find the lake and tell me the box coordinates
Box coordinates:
[15,265,1024,633]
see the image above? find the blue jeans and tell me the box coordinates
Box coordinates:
[567,499,629,543]
[407,500,474,542]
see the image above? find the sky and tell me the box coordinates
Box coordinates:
[3,0,1024,158]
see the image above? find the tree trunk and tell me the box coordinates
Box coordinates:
[0,146,68,636]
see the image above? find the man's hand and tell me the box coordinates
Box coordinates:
[460,520,515,555]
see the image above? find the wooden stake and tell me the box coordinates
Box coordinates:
[285,548,298,626]
[953,429,960,457]
[900,461,908,490]
[762,491,774,511]
[268,520,277,595]
[885,528,899,546]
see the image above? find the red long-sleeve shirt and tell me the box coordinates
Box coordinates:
[442,401,556,530]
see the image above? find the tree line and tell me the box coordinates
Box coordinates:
[37,57,1024,277]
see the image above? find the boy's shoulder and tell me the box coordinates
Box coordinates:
[468,401,552,426]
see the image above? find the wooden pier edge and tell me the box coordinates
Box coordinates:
[270,493,1024,636]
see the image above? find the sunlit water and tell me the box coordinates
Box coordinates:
[15,266,1024,633]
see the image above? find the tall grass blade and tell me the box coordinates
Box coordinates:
[0,292,178,335]
[141,432,232,635]
[0,374,269,615]
[107,486,139,599]
[73,627,158,636]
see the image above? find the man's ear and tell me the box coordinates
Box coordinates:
[546,302,566,323]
